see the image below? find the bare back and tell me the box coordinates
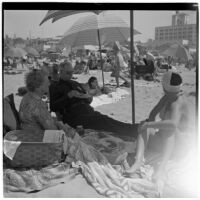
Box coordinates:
[159,95,190,133]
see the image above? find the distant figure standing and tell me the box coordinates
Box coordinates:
[51,64,59,84]
[113,41,130,88]
[12,58,17,69]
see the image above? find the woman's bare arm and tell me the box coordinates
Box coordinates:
[145,101,180,131]
[148,95,167,121]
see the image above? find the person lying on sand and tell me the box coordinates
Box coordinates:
[124,71,190,184]
[83,76,111,97]
[83,76,102,96]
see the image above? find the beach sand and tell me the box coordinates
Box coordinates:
[4,67,196,124]
[3,67,197,197]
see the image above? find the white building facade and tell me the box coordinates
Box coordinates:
[155,11,196,46]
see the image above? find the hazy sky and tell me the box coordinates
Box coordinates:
[4,10,196,42]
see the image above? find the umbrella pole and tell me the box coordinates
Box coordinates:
[130,10,135,124]
[97,29,105,87]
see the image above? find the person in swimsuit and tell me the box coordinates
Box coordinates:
[83,76,102,96]
[124,71,190,183]
[113,41,130,88]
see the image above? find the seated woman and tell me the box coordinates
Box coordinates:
[124,71,190,183]
[19,69,74,137]
[18,69,129,166]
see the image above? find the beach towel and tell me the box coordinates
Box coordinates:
[4,129,159,197]
[91,88,129,108]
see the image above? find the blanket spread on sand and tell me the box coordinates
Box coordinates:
[4,129,159,198]
[90,88,129,108]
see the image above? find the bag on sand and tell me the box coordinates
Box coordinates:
[4,130,64,168]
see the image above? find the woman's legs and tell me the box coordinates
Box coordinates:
[124,128,151,175]
[125,128,176,181]
[71,112,138,138]
[152,132,175,182]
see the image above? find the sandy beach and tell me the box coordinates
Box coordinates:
[4,67,196,125]
[3,67,197,198]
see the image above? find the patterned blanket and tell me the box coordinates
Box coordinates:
[4,129,159,197]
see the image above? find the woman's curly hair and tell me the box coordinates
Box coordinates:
[25,69,46,92]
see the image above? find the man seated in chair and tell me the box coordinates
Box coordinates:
[49,61,139,138]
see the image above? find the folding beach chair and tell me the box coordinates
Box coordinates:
[3,93,21,137]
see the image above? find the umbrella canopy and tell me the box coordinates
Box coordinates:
[4,47,27,58]
[24,46,39,56]
[161,44,192,61]
[60,12,140,47]
[40,10,103,25]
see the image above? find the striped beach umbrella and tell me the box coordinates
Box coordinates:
[39,10,103,25]
[60,12,140,87]
[60,12,140,47]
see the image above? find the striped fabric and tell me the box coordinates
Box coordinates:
[61,12,140,47]
[40,10,103,25]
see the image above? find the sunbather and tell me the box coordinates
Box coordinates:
[124,71,190,183]
[83,76,102,96]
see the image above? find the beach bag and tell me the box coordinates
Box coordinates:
[4,130,64,168]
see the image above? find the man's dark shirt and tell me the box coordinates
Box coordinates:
[49,79,93,117]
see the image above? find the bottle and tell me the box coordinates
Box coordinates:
[76,125,84,136]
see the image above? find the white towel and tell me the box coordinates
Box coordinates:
[91,88,129,108]
[3,140,21,160]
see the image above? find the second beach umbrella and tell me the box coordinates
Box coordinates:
[4,47,27,58]
[162,43,192,62]
[60,11,140,86]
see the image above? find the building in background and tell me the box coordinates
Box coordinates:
[155,11,196,47]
